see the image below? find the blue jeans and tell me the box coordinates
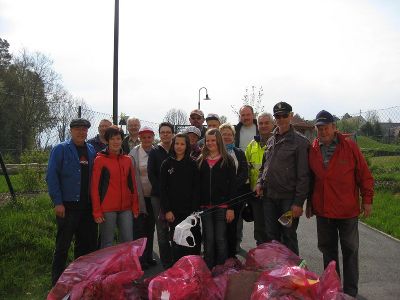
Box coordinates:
[317,216,359,297]
[201,208,228,269]
[263,197,300,255]
[99,210,133,248]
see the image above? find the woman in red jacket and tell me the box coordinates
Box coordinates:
[91,126,139,248]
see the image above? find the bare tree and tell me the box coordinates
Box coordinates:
[220,115,228,124]
[231,85,265,119]
[163,108,188,125]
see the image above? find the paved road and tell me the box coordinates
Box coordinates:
[145,216,400,299]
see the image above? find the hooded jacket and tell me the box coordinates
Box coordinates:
[91,149,139,219]
[309,132,374,218]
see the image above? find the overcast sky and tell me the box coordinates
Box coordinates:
[1,0,400,124]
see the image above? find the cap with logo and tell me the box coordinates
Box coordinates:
[70,118,91,128]
[315,110,334,126]
[185,126,201,138]
[190,109,204,118]
[273,101,292,116]
[138,126,155,135]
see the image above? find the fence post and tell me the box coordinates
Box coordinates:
[0,151,16,202]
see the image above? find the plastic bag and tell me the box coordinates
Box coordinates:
[250,265,320,300]
[148,255,221,300]
[245,240,305,272]
[250,261,347,300]
[47,238,146,300]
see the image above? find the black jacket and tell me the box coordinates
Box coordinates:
[198,156,237,208]
[160,157,200,214]
[234,119,259,148]
[147,144,170,197]
[231,147,250,196]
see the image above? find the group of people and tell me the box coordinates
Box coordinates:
[46,101,374,298]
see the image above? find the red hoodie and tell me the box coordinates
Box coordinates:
[309,132,374,219]
[91,150,139,219]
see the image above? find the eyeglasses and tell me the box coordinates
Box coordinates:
[275,114,289,119]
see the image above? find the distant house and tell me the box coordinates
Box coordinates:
[292,115,315,141]
[380,122,400,142]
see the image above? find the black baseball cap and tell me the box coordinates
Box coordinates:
[315,110,334,126]
[273,101,292,116]
[70,118,91,128]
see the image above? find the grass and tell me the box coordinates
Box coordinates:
[361,191,400,239]
[0,174,25,193]
[0,194,55,299]
[357,136,400,152]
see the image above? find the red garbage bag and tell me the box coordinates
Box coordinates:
[211,258,244,298]
[250,265,320,300]
[47,238,146,300]
[245,240,305,272]
[318,261,354,299]
[148,255,221,300]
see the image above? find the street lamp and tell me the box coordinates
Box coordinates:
[198,87,211,110]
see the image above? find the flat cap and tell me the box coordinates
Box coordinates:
[70,118,91,128]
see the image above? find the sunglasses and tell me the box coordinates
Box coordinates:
[275,113,289,119]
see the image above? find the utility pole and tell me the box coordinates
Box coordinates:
[113,0,119,125]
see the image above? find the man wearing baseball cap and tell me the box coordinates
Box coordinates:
[307,110,374,298]
[46,118,98,285]
[256,102,310,255]
[189,109,206,138]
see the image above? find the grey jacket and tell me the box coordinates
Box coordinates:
[129,145,156,214]
[257,125,310,207]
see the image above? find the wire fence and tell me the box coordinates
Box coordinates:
[1,105,399,192]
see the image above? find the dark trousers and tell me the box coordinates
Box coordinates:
[169,213,201,263]
[263,197,300,255]
[227,202,244,257]
[52,208,98,286]
[151,196,173,268]
[249,196,267,245]
[202,208,228,269]
[317,216,359,297]
[133,197,155,263]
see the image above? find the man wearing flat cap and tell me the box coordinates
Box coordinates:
[256,101,310,255]
[46,118,98,285]
[307,110,374,298]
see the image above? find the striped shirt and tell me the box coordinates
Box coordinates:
[319,135,338,167]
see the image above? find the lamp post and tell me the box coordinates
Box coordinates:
[198,87,211,110]
[112,0,119,125]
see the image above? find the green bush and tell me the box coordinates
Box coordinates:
[20,165,46,192]
[20,150,49,164]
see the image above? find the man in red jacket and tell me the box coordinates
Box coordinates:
[307,110,374,298]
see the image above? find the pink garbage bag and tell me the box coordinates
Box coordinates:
[47,238,146,300]
[251,261,348,300]
[250,265,320,300]
[245,240,304,272]
[148,255,221,300]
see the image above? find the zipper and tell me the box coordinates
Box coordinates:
[209,165,212,206]
[118,155,123,211]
